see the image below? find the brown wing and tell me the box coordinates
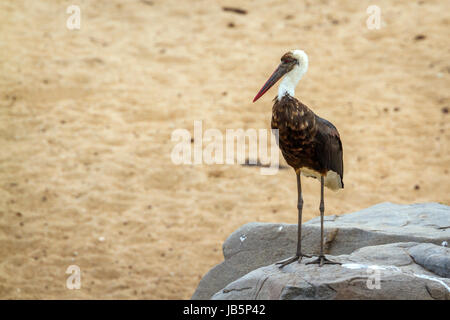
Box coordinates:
[315,116,344,187]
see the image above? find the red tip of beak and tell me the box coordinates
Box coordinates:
[252,64,285,103]
[252,78,272,103]
[253,93,263,103]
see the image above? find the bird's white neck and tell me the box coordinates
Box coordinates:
[277,61,308,101]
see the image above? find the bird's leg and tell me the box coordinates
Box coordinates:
[306,176,341,267]
[277,171,311,268]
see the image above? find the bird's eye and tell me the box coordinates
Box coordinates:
[282,57,299,66]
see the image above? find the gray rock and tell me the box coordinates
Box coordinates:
[408,243,450,278]
[306,202,450,241]
[212,242,450,300]
[192,223,298,301]
[192,202,450,299]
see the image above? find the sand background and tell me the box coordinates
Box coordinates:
[0,0,449,299]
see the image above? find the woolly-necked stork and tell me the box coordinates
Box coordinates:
[253,50,344,267]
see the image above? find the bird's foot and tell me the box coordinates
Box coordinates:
[305,255,341,267]
[276,253,312,269]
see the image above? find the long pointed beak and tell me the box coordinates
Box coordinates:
[253,63,288,102]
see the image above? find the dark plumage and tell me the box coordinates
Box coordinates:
[272,95,343,190]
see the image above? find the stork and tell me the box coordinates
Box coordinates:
[253,50,344,267]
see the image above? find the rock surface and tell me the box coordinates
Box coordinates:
[212,242,450,300]
[192,202,450,299]
[408,243,450,278]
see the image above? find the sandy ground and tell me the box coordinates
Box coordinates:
[0,0,449,299]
